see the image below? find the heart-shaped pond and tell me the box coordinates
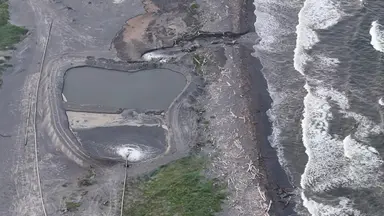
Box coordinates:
[62,67,186,110]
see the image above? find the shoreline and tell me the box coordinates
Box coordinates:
[240,46,295,215]
[236,1,295,214]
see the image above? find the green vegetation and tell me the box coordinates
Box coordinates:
[0,1,9,26]
[65,201,81,212]
[0,1,27,50]
[193,54,207,75]
[0,23,27,50]
[190,2,199,10]
[124,156,226,216]
[0,0,28,87]
[77,167,96,186]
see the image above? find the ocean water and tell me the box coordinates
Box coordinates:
[254,0,384,215]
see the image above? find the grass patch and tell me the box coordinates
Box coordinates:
[186,2,199,15]
[77,167,96,187]
[124,156,226,216]
[0,1,9,26]
[0,0,28,87]
[203,119,210,125]
[193,54,207,76]
[0,0,27,50]
[65,201,81,212]
[0,23,27,50]
[190,2,199,10]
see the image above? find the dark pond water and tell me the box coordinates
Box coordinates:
[63,67,186,110]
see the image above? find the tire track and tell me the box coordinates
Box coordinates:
[31,19,53,216]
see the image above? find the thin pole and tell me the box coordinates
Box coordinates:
[120,156,129,216]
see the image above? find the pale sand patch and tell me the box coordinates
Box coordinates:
[122,13,154,42]
[66,111,165,130]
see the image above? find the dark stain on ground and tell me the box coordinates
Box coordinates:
[239,0,256,33]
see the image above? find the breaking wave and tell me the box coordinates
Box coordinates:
[369,20,384,52]
[253,0,307,182]
[301,85,383,193]
[294,0,384,214]
[293,0,343,75]
[253,0,383,213]
[302,194,362,216]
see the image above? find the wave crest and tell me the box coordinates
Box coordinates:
[370,20,384,52]
[294,0,343,75]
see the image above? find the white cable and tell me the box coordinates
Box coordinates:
[33,20,53,216]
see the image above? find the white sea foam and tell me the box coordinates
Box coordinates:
[370,21,384,52]
[317,55,340,71]
[266,108,287,171]
[301,85,383,193]
[253,0,305,178]
[315,86,348,109]
[345,112,382,140]
[301,86,339,191]
[379,97,384,106]
[292,0,383,204]
[113,0,124,4]
[116,144,150,162]
[296,3,384,201]
[299,79,384,215]
[253,0,296,52]
[254,0,376,213]
[294,0,343,75]
[253,11,285,52]
[302,193,362,216]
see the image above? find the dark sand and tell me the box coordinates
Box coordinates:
[220,1,295,214]
[240,1,295,214]
[241,44,295,215]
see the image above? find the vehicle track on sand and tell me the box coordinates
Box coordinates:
[29,19,53,216]
[10,0,150,215]
[41,52,113,167]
